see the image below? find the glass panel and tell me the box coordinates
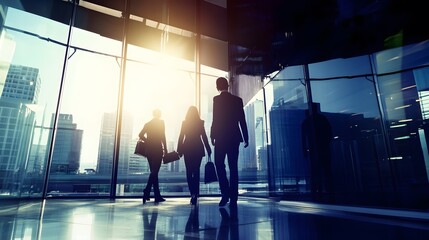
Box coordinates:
[118,43,197,197]
[377,68,429,208]
[0,7,68,198]
[309,55,372,78]
[375,41,429,75]
[265,71,309,196]
[241,89,269,197]
[274,65,304,80]
[46,28,122,197]
[311,76,388,203]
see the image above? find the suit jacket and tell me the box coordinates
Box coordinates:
[210,91,248,146]
[177,120,210,157]
[139,118,167,159]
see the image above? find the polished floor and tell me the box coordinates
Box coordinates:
[1,197,428,240]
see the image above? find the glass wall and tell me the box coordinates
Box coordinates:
[266,43,429,209]
[0,6,70,198]
[264,66,309,197]
[241,89,269,197]
[0,2,228,199]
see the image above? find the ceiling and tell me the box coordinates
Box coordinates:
[4,0,429,77]
[228,0,429,76]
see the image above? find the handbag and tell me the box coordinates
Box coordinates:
[204,156,218,184]
[163,151,181,164]
[134,140,147,157]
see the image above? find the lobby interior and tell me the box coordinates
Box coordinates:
[1,0,429,239]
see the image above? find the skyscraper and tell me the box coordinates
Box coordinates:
[1,65,41,104]
[97,112,133,175]
[0,64,40,194]
[47,114,83,174]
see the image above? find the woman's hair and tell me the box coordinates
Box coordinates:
[185,106,201,122]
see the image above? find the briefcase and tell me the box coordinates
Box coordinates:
[163,151,180,164]
[204,156,218,184]
[134,140,147,157]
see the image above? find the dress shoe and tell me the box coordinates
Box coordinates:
[143,191,150,204]
[190,195,198,205]
[219,197,229,207]
[154,197,166,203]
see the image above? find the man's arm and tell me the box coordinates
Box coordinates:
[210,97,217,146]
[238,98,249,148]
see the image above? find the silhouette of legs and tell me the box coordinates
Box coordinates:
[215,143,240,207]
[215,145,229,205]
[144,157,164,203]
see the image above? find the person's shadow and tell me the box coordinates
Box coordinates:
[184,206,200,239]
[142,208,158,239]
[217,206,239,240]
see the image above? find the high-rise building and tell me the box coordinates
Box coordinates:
[47,114,83,174]
[0,64,40,194]
[97,112,133,175]
[1,65,41,104]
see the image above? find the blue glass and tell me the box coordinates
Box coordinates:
[265,75,309,195]
[309,55,372,78]
[375,41,429,74]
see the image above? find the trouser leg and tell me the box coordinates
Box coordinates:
[215,146,229,198]
[227,143,239,202]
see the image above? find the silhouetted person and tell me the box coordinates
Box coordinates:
[301,103,333,201]
[177,106,212,205]
[210,77,249,207]
[139,109,167,203]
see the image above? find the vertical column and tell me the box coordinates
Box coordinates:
[42,0,77,199]
[111,0,130,199]
[195,0,201,111]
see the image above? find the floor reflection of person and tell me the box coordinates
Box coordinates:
[217,207,239,240]
[184,206,200,240]
[142,208,158,240]
[301,103,333,201]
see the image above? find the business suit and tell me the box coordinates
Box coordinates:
[139,116,167,202]
[177,117,211,204]
[211,90,248,205]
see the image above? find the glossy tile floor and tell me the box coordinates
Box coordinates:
[1,197,428,240]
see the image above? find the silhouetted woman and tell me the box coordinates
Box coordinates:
[139,109,167,204]
[177,106,212,205]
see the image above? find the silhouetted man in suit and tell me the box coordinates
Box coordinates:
[211,77,249,208]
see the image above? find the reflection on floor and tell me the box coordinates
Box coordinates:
[0,197,428,239]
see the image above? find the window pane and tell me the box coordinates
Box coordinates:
[1,7,68,198]
[309,55,372,78]
[118,44,197,197]
[46,28,121,197]
[311,76,388,203]
[377,69,429,205]
[242,89,269,197]
[375,41,429,75]
[265,73,309,196]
